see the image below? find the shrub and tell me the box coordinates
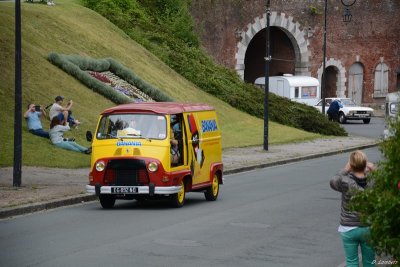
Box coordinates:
[47,53,173,103]
[352,116,400,259]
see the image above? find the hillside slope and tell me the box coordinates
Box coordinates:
[0,0,319,168]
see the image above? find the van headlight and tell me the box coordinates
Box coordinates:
[148,162,158,172]
[96,161,106,172]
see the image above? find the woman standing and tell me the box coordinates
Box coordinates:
[49,117,90,154]
[330,150,375,267]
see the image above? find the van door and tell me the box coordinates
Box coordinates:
[170,114,185,167]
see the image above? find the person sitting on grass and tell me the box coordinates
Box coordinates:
[49,116,91,154]
[49,96,80,127]
[24,103,50,139]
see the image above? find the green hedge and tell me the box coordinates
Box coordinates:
[47,53,173,104]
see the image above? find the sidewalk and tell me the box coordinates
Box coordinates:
[0,135,379,219]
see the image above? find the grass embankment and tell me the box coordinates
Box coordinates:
[0,0,320,168]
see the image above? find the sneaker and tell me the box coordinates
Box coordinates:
[84,147,92,154]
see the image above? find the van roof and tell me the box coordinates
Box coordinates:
[101,102,215,115]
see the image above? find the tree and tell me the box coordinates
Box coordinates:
[352,116,400,260]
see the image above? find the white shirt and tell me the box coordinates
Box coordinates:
[338,225,358,233]
[49,103,63,120]
[49,125,70,144]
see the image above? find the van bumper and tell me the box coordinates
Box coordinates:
[86,185,182,195]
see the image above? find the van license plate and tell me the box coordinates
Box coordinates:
[111,187,138,194]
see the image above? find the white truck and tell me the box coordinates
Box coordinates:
[254,75,320,106]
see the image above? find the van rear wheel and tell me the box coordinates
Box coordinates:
[170,180,185,208]
[205,174,219,201]
[99,194,116,209]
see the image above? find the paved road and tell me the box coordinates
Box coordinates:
[341,116,385,139]
[0,147,382,267]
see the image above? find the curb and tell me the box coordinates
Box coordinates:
[0,141,380,219]
[224,141,380,175]
[0,195,97,220]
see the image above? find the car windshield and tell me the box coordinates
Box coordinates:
[340,99,357,106]
[96,114,167,140]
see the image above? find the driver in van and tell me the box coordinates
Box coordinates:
[170,115,181,166]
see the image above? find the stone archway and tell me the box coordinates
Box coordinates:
[235,12,310,80]
[317,58,346,98]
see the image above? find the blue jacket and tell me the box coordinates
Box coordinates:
[327,100,342,114]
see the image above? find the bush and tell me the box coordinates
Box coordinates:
[47,53,173,103]
[352,116,400,259]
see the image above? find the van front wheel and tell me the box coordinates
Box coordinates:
[99,194,116,209]
[205,174,219,201]
[170,180,185,208]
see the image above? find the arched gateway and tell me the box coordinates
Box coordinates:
[235,12,310,81]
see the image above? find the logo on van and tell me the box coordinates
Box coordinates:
[116,141,142,147]
[201,119,218,133]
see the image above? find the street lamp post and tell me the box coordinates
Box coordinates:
[321,0,327,115]
[264,0,271,151]
[13,0,22,187]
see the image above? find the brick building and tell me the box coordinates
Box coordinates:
[190,0,400,105]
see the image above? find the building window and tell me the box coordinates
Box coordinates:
[374,62,389,98]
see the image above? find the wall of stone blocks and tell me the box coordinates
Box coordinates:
[190,0,400,104]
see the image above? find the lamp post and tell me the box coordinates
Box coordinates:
[264,0,271,151]
[341,0,356,22]
[321,0,356,115]
[13,0,22,187]
[321,0,327,115]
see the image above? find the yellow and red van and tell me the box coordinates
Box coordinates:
[86,102,223,208]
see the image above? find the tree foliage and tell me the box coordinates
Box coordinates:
[352,116,400,259]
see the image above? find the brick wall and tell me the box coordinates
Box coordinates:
[190,0,400,104]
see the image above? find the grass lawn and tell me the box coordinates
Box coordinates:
[0,0,320,168]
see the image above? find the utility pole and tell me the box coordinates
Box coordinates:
[264,0,271,151]
[13,0,22,187]
[321,0,327,115]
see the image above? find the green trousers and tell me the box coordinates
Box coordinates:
[340,227,375,267]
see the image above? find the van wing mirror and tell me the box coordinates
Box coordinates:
[86,131,93,142]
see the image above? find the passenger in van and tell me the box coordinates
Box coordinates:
[124,119,141,136]
[110,119,125,137]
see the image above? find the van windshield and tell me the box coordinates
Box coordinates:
[96,114,167,140]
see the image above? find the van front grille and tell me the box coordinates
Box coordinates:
[105,159,149,186]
